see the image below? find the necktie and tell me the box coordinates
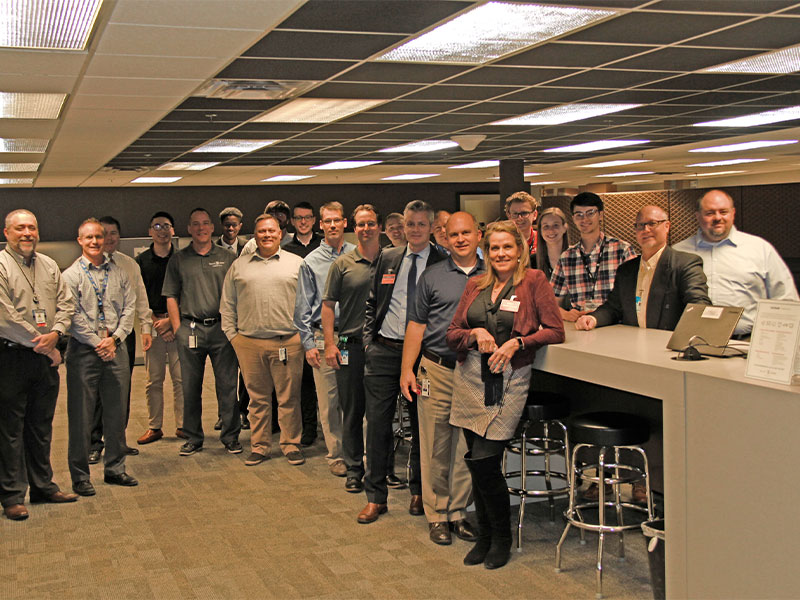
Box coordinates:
[406,253,418,326]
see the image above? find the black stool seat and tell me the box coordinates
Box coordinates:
[570,411,649,447]
[523,391,570,422]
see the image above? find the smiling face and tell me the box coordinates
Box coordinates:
[292,206,315,236]
[255,216,281,257]
[487,231,521,280]
[697,190,735,242]
[506,200,536,237]
[433,211,451,247]
[539,213,566,245]
[404,210,433,253]
[446,212,481,263]
[572,204,602,237]
[149,216,173,245]
[102,222,120,254]
[221,215,242,244]
[187,210,214,245]
[353,209,380,246]
[385,216,406,246]
[4,211,39,259]
[635,205,670,258]
[78,222,105,263]
[320,207,346,247]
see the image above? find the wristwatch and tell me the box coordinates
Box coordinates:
[516,336,525,350]
[111,334,121,347]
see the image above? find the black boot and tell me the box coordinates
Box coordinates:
[463,452,492,566]
[471,451,512,569]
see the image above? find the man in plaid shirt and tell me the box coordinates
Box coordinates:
[550,192,636,322]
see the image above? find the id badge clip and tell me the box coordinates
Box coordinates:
[279,346,287,364]
[500,295,520,313]
[188,321,198,349]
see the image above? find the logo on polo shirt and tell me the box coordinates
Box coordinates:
[208,260,227,268]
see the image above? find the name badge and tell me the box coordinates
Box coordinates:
[188,334,198,349]
[279,347,287,363]
[340,348,349,365]
[418,378,431,397]
[315,337,325,350]
[635,295,642,313]
[381,273,396,285]
[500,295,520,313]
[33,308,47,327]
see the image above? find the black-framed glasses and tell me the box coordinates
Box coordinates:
[634,219,667,232]
[292,215,315,222]
[509,210,533,220]
[151,223,173,231]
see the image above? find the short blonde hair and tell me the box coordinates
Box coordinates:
[504,191,538,214]
[475,220,530,290]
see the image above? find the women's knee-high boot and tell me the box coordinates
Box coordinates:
[463,452,492,566]
[471,451,512,569]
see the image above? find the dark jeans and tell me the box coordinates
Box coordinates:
[0,346,60,507]
[300,359,317,439]
[363,341,420,504]
[90,331,136,451]
[176,320,240,447]
[336,342,366,479]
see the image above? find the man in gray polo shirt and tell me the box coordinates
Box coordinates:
[162,208,240,457]
[400,212,483,545]
[322,204,381,492]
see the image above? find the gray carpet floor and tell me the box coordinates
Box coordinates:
[1,363,654,599]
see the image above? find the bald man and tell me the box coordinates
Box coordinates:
[576,205,711,332]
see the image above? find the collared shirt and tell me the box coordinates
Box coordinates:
[136,243,173,313]
[635,245,666,328]
[293,239,355,351]
[0,247,73,346]
[379,243,432,340]
[162,243,235,319]
[109,250,152,334]
[218,238,238,253]
[674,227,799,335]
[551,233,636,310]
[527,228,537,256]
[323,247,376,339]
[63,255,135,347]
[409,255,485,360]
[284,231,322,259]
[220,248,304,340]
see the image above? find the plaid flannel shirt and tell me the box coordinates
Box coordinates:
[550,233,636,310]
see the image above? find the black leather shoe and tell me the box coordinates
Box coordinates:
[450,519,479,541]
[345,477,363,493]
[72,481,96,497]
[104,473,138,487]
[214,418,222,431]
[241,414,250,430]
[88,449,101,464]
[429,522,452,545]
[123,446,139,456]
[386,474,407,489]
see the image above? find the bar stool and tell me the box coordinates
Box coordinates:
[555,411,654,599]
[503,391,570,551]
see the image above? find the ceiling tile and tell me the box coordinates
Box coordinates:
[689,17,800,48]
[216,58,355,80]
[243,31,404,60]
[334,63,467,84]
[447,67,576,86]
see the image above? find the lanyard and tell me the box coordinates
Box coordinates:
[579,236,606,297]
[79,259,109,324]
[4,247,38,304]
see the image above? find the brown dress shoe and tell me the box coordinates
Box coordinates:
[175,428,189,440]
[409,494,424,516]
[29,490,78,504]
[137,429,163,445]
[429,522,452,545]
[357,502,387,524]
[4,504,29,521]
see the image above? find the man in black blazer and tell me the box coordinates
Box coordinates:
[576,205,710,332]
[358,200,445,524]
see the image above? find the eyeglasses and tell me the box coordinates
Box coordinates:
[151,223,172,231]
[355,221,378,229]
[508,210,533,220]
[292,215,315,222]
[321,218,344,226]
[572,208,599,220]
[634,219,668,232]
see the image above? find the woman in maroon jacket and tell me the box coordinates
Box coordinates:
[446,220,564,569]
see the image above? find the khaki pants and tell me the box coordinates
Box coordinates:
[232,333,302,456]
[144,333,184,430]
[417,355,472,523]
[311,330,342,464]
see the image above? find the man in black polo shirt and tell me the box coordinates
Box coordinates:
[136,211,185,445]
[162,208,240,457]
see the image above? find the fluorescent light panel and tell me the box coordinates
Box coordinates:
[449,160,499,169]
[0,163,39,172]
[579,159,651,168]
[254,98,385,124]
[0,138,49,153]
[0,92,67,119]
[0,178,33,185]
[158,162,220,171]
[262,175,315,182]
[688,140,797,153]
[703,44,800,74]
[594,171,655,178]
[544,140,649,153]
[0,0,103,50]
[382,174,439,181]
[378,1,616,64]
[379,140,458,153]
[686,158,766,167]
[492,103,641,126]
[310,161,382,170]
[692,170,747,177]
[192,139,277,153]
[529,181,565,186]
[131,176,182,184]
[694,106,800,128]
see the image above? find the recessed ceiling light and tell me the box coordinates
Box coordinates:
[254,98,386,123]
[192,139,278,153]
[131,176,182,184]
[449,160,499,169]
[702,44,800,74]
[691,170,747,177]
[544,140,649,153]
[0,163,39,172]
[158,162,220,171]
[594,171,655,178]
[310,161,382,170]
[688,140,797,153]
[0,0,103,50]
[379,140,459,153]
[491,103,642,126]
[0,178,33,185]
[579,159,651,168]
[262,175,315,182]
[382,174,439,181]
[686,158,766,167]
[0,138,49,153]
[377,1,617,64]
[693,106,800,128]
[0,92,67,119]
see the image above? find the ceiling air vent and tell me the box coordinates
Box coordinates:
[193,79,319,101]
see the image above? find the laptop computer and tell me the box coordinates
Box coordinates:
[667,303,745,357]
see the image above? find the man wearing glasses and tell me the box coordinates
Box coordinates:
[215,207,248,256]
[551,192,636,322]
[575,205,710,331]
[504,192,538,257]
[285,202,322,259]
[293,202,355,477]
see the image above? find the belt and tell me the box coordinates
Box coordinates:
[0,338,34,352]
[422,348,455,370]
[184,316,219,326]
[153,312,169,319]
[375,334,403,350]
